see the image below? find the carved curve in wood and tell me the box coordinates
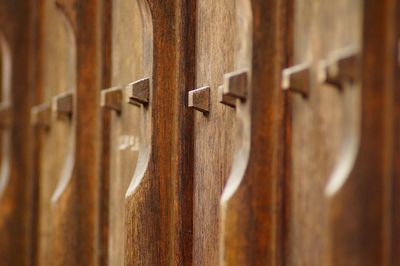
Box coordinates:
[50,4,77,202]
[323,52,361,197]
[0,31,11,198]
[219,0,252,263]
[124,0,153,203]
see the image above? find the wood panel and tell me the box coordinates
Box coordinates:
[191,1,237,265]
[31,0,76,265]
[392,0,400,264]
[219,0,287,265]
[0,0,35,264]
[328,0,399,265]
[283,0,363,265]
[47,0,101,265]
[124,0,194,265]
[99,0,142,265]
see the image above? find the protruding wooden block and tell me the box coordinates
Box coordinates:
[321,48,359,87]
[222,69,248,100]
[31,103,51,129]
[188,86,210,113]
[53,91,74,118]
[0,103,11,128]
[218,85,236,108]
[126,78,150,106]
[101,86,123,112]
[282,63,311,96]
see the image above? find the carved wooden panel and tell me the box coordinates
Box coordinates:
[99,0,142,265]
[328,0,400,265]
[31,0,76,264]
[46,0,101,265]
[124,0,194,265]
[219,0,286,265]
[0,1,35,265]
[190,1,237,264]
[281,0,383,265]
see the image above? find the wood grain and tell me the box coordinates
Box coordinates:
[124,0,195,265]
[0,0,36,264]
[48,0,101,265]
[219,0,286,265]
[328,0,399,265]
[284,0,363,265]
[99,1,143,263]
[192,1,237,265]
[32,1,76,264]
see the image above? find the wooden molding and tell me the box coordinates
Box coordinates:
[282,62,311,96]
[126,78,150,106]
[101,86,123,112]
[188,86,210,113]
[218,85,236,108]
[31,103,51,129]
[52,91,74,118]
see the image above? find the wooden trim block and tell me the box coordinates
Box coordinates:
[101,86,123,112]
[321,47,359,88]
[218,85,236,108]
[188,86,210,113]
[282,62,311,96]
[31,103,51,129]
[223,69,248,100]
[126,78,150,106]
[52,91,74,118]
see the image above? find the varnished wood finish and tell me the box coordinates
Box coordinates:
[328,0,399,265]
[124,0,194,265]
[284,0,363,265]
[32,0,77,264]
[99,1,143,264]
[218,85,237,108]
[219,0,286,265]
[49,0,101,264]
[1,1,400,266]
[188,86,210,113]
[0,0,36,265]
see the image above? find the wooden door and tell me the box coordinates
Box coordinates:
[99,0,142,265]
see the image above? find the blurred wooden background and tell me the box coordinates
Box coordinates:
[0,0,399,265]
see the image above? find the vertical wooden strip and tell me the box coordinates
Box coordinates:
[98,1,112,265]
[124,0,194,264]
[50,0,101,264]
[0,1,35,265]
[328,0,397,265]
[192,1,237,265]
[219,0,286,264]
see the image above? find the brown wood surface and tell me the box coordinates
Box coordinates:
[283,0,363,265]
[392,0,400,264]
[48,0,101,265]
[32,0,77,264]
[0,0,36,265]
[124,0,194,265]
[219,0,286,265]
[328,0,399,265]
[191,1,237,265]
[99,1,142,264]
